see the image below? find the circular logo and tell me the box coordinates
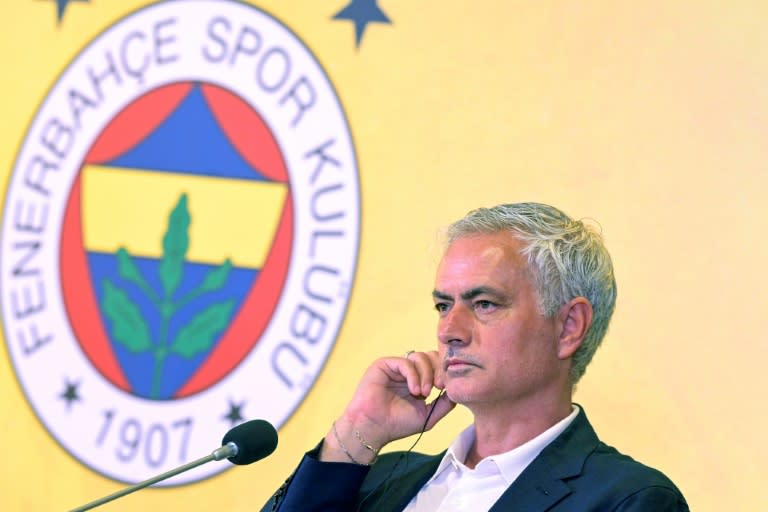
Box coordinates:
[1,0,359,484]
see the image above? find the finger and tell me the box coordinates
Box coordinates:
[424,392,456,431]
[424,351,445,390]
[380,358,426,397]
[405,351,436,397]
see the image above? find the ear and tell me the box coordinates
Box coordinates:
[556,297,593,360]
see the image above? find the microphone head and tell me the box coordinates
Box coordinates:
[221,419,278,465]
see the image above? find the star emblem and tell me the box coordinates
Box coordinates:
[223,399,246,426]
[59,379,81,410]
[332,0,392,48]
[47,0,90,24]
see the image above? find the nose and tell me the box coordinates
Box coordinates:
[437,304,472,346]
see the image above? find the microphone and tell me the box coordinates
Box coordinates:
[221,418,279,465]
[70,419,279,511]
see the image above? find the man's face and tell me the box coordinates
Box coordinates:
[433,232,567,411]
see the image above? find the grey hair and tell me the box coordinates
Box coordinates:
[445,202,617,385]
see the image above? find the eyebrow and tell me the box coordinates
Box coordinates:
[432,286,504,302]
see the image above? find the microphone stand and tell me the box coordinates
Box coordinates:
[70,442,238,511]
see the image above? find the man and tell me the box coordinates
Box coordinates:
[262,202,688,511]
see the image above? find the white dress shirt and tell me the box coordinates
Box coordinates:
[402,405,579,512]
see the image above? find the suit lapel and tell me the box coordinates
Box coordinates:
[489,407,599,511]
[359,452,444,512]
[359,408,600,512]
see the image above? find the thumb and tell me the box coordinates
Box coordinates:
[424,392,456,431]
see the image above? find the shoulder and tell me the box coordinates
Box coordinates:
[576,441,689,510]
[539,407,689,510]
[588,440,677,483]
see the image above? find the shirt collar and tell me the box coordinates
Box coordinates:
[426,405,580,486]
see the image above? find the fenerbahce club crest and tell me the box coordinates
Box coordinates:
[0,1,359,484]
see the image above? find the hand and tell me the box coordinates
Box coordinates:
[321,351,456,464]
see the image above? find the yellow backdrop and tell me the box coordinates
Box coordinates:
[2,1,766,511]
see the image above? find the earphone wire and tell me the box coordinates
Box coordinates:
[356,390,446,511]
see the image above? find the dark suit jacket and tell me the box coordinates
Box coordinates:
[262,408,688,511]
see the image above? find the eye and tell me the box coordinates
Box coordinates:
[474,300,496,311]
[434,302,450,314]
